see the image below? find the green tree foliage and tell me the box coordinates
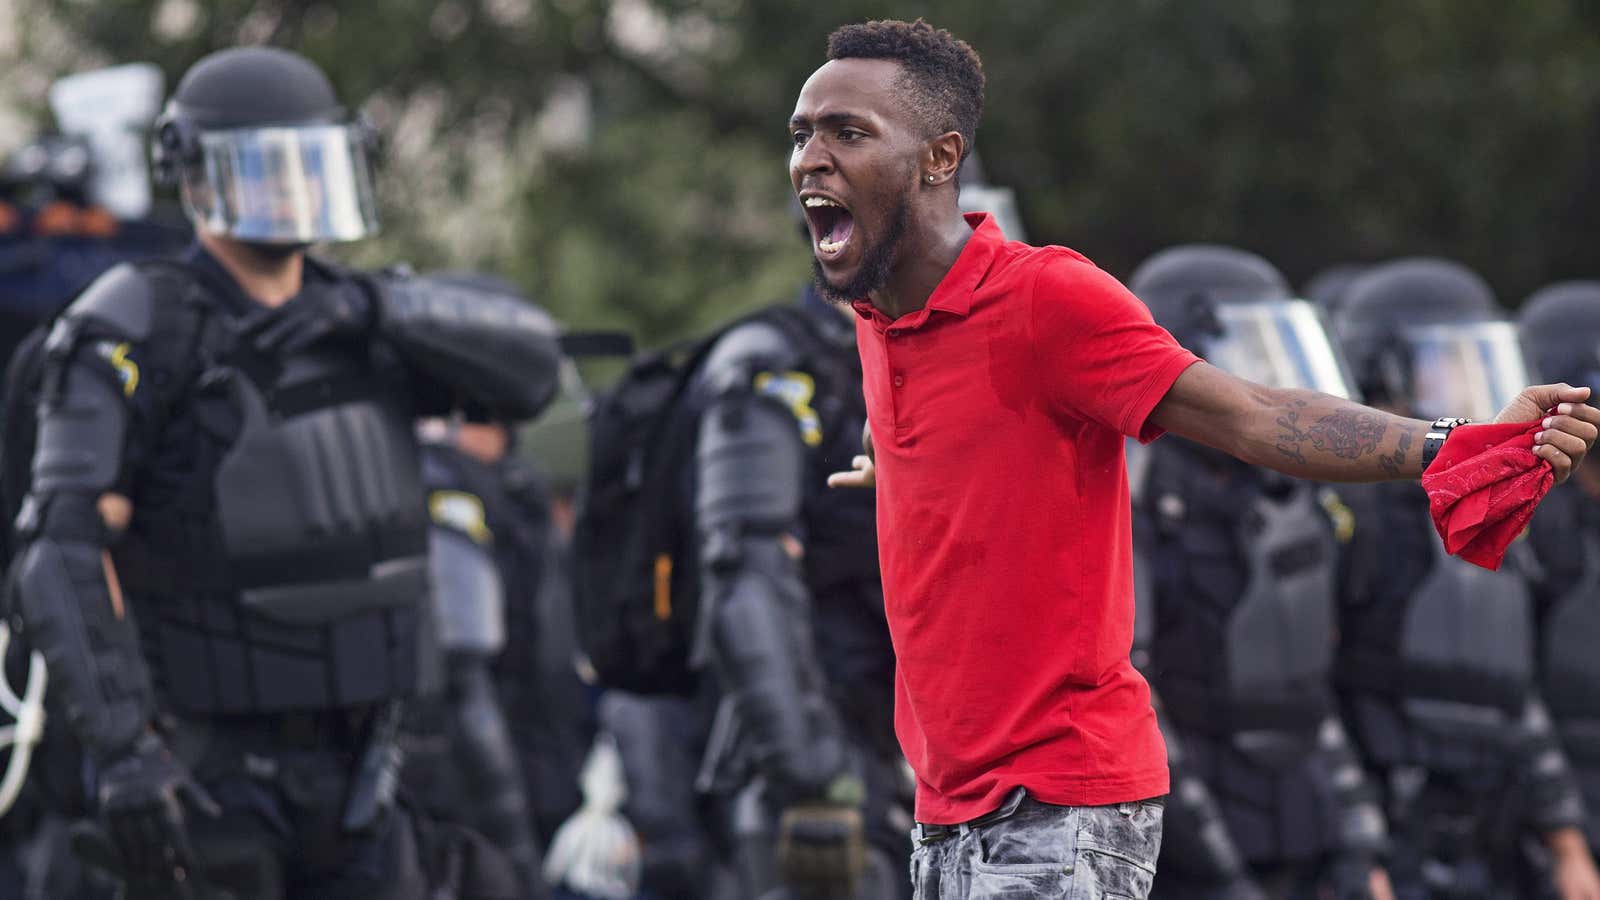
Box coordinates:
[18,0,1600,347]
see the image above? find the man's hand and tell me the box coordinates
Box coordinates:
[1369,867,1396,900]
[1494,384,1599,486]
[1548,826,1600,900]
[827,424,875,489]
[96,732,220,890]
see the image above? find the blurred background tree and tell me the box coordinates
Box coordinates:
[7,0,1600,346]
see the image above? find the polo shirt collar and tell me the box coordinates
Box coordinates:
[851,212,1003,326]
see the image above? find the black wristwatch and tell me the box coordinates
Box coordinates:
[1421,416,1472,470]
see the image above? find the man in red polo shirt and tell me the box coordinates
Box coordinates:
[791,18,1600,900]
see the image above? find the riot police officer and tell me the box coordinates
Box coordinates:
[4,47,561,899]
[690,279,907,900]
[1520,282,1600,857]
[1329,258,1598,899]
[1128,245,1390,899]
[410,408,552,900]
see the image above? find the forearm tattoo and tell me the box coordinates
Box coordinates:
[1274,399,1310,464]
[1377,429,1413,478]
[1275,402,1389,465]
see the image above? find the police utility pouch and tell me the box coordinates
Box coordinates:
[776,803,867,894]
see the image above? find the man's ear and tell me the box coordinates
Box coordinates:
[922,131,965,187]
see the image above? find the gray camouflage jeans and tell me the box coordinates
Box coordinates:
[909,788,1165,899]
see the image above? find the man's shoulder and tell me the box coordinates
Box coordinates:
[990,241,1115,295]
[985,242,1135,326]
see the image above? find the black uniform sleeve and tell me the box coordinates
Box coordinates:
[1309,715,1390,875]
[692,322,850,803]
[372,274,563,421]
[8,270,163,762]
[1516,696,1589,834]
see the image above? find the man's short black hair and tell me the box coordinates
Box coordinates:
[826,19,984,163]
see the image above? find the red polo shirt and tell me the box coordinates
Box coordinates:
[854,213,1196,823]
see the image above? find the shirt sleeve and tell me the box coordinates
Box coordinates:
[1028,251,1198,442]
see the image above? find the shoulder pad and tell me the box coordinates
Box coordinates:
[62,263,155,341]
[702,321,803,378]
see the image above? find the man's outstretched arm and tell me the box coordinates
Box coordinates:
[1149,362,1599,484]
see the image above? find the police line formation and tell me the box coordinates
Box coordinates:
[0,30,1598,900]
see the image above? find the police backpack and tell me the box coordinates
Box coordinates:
[573,305,838,695]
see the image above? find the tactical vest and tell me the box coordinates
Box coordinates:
[1146,441,1336,746]
[1538,516,1600,763]
[1337,482,1533,760]
[113,269,429,714]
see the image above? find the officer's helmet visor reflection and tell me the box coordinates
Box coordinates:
[1406,321,1530,422]
[1201,299,1355,399]
[181,124,379,243]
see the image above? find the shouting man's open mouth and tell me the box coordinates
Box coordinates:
[802,194,855,260]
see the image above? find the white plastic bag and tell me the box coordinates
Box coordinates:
[543,733,642,899]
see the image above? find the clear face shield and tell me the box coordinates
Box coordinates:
[1200,300,1355,399]
[179,123,379,244]
[1405,321,1531,422]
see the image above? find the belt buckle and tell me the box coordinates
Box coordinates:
[914,823,947,845]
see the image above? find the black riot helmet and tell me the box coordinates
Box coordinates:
[1301,263,1370,316]
[1129,244,1355,398]
[152,46,379,244]
[1519,281,1600,398]
[1333,258,1529,421]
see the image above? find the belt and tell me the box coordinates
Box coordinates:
[183,706,379,751]
[914,786,1028,845]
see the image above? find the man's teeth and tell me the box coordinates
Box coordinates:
[804,197,842,208]
[818,237,844,252]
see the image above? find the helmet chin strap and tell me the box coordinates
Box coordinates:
[240,240,311,261]
[0,622,47,817]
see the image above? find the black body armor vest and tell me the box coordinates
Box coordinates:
[1146,440,1337,744]
[115,274,429,715]
[1532,488,1600,762]
[1337,481,1534,768]
[794,305,895,752]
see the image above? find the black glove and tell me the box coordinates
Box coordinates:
[243,281,375,356]
[95,732,220,889]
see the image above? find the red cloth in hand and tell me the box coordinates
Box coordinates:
[1422,420,1553,571]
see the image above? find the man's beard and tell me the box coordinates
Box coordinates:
[812,195,909,305]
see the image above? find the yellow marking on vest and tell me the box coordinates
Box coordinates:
[754,370,822,447]
[106,342,139,397]
[1318,488,1356,545]
[428,491,492,544]
[654,554,674,621]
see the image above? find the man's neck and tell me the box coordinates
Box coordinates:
[198,231,304,308]
[867,211,974,320]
